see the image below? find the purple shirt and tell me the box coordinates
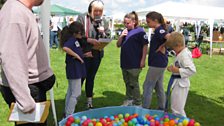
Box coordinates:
[148,25,168,68]
[64,37,86,79]
[120,27,149,69]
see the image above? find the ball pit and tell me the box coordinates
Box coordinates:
[59,106,200,126]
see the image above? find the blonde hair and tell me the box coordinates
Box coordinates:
[165,32,185,48]
[90,1,104,18]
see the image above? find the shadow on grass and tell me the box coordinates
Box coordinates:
[184,91,224,126]
[47,90,224,126]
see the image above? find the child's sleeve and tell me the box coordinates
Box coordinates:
[179,55,196,78]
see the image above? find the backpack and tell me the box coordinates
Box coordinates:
[192,47,202,58]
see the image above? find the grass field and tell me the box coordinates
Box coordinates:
[0,40,224,126]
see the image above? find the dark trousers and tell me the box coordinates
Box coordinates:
[0,74,55,126]
[82,57,101,97]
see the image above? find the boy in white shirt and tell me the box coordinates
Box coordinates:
[165,32,196,117]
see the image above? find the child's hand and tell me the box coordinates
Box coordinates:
[121,28,128,37]
[83,51,93,58]
[167,65,179,73]
[97,26,104,33]
[74,55,84,64]
[156,44,166,54]
[88,38,100,46]
[167,65,173,72]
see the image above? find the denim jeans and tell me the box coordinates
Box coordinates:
[50,31,59,48]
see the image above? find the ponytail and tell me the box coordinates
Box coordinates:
[146,11,167,30]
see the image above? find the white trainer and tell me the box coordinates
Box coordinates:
[121,100,133,106]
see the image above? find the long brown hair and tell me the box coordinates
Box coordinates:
[146,11,167,30]
[60,21,84,49]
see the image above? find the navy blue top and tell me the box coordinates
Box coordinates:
[148,25,168,68]
[120,27,149,69]
[64,37,86,79]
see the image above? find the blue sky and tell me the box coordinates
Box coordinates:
[51,0,224,16]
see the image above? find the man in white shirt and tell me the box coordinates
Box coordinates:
[50,15,60,48]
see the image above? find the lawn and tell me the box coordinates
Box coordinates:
[0,40,224,126]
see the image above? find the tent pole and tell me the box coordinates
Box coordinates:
[209,19,214,58]
[40,0,58,126]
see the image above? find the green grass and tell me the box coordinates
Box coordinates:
[1,40,224,126]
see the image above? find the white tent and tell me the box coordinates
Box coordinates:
[137,1,224,57]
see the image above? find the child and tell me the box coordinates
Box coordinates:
[60,22,86,117]
[142,11,169,110]
[117,11,149,106]
[165,32,196,117]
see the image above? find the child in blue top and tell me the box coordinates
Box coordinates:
[117,11,149,106]
[60,22,86,117]
[142,11,170,110]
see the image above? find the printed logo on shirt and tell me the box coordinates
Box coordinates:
[159,29,165,34]
[175,61,180,68]
[144,34,148,40]
[75,41,80,47]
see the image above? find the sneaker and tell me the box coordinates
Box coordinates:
[134,104,142,107]
[121,100,133,106]
[87,103,93,109]
[87,97,93,109]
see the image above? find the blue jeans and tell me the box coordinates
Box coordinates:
[50,31,59,48]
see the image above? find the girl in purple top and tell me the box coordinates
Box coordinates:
[117,11,148,106]
[60,22,86,117]
[142,11,170,110]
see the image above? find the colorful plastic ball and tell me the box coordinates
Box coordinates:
[133,113,138,118]
[119,118,124,123]
[81,116,87,121]
[155,120,160,126]
[123,122,128,126]
[74,117,80,124]
[96,122,103,126]
[164,115,169,119]
[131,118,137,124]
[118,114,124,119]
[110,116,115,120]
[71,124,78,126]
[182,119,189,126]
[154,117,160,121]
[125,113,130,118]
[106,117,111,122]
[163,122,169,126]
[67,116,75,123]
[169,119,176,126]
[115,118,119,122]
[194,122,200,126]
[188,119,195,126]
[88,122,94,126]
[164,118,169,122]
[178,122,183,126]
[128,121,133,126]
[65,120,73,126]
[113,123,118,126]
